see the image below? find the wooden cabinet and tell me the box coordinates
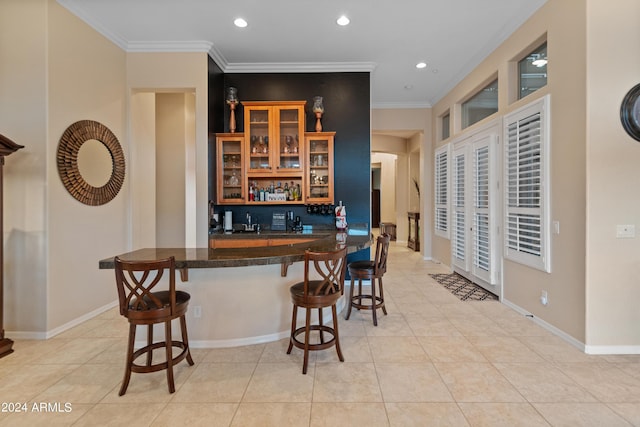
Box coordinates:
[216,134,245,204]
[216,101,334,205]
[243,101,305,175]
[305,132,335,203]
[408,212,420,251]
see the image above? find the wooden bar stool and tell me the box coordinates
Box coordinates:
[114,256,194,395]
[345,233,391,326]
[287,247,347,374]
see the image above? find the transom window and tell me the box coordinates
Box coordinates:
[462,79,498,129]
[519,42,547,99]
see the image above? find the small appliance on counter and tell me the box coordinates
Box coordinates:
[224,211,233,233]
[292,216,303,232]
[335,201,347,230]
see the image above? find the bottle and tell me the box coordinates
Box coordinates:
[259,187,265,201]
[284,182,289,200]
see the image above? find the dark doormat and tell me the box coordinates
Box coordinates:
[429,273,498,301]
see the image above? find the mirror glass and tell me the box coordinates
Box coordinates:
[77,139,112,187]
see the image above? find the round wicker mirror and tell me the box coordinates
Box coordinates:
[57,120,125,206]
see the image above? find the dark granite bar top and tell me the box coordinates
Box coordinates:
[98,224,371,271]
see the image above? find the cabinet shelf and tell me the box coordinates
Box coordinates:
[216,103,334,205]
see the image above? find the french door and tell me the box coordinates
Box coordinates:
[450,122,501,295]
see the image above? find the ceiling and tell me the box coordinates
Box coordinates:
[58,0,546,109]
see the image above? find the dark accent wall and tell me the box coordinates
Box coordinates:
[207,63,371,264]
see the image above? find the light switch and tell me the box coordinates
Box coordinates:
[616,224,636,239]
[552,221,560,235]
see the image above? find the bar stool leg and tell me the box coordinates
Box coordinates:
[287,305,298,354]
[318,308,325,343]
[332,304,344,362]
[119,323,136,396]
[371,275,378,326]
[146,324,153,366]
[345,277,355,320]
[165,320,175,393]
[302,308,312,374]
[379,277,387,315]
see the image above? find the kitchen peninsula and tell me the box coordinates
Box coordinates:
[99,225,371,347]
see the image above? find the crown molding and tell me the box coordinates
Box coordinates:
[372,101,432,109]
[127,40,214,53]
[221,62,377,74]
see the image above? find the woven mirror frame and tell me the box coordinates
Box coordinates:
[57,120,125,206]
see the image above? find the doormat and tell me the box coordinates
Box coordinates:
[429,273,498,301]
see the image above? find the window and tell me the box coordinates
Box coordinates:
[519,42,547,99]
[503,95,550,272]
[442,112,450,140]
[434,144,450,238]
[462,79,498,129]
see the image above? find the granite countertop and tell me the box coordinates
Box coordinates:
[99,224,371,270]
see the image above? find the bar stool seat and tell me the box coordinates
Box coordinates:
[114,256,194,395]
[287,247,347,374]
[345,233,391,326]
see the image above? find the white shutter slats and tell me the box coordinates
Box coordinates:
[452,148,467,268]
[503,95,550,272]
[435,145,450,238]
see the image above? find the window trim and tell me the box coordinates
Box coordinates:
[434,144,450,239]
[503,94,551,272]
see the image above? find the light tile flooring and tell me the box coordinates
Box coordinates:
[2,242,640,426]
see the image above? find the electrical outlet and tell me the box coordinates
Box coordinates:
[616,224,635,239]
[193,306,202,318]
[540,290,548,306]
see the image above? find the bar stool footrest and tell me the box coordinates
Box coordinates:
[291,325,337,352]
[130,341,191,374]
[350,294,385,311]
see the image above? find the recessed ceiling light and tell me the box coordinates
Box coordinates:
[234,18,248,28]
[416,62,427,69]
[337,15,350,26]
[404,85,414,90]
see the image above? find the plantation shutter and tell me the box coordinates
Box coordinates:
[504,95,550,272]
[451,145,468,270]
[472,136,496,284]
[434,145,449,238]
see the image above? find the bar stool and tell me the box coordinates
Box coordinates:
[287,247,348,374]
[114,256,194,395]
[345,233,391,326]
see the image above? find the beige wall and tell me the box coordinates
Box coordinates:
[372,108,431,258]
[431,0,640,350]
[1,1,209,336]
[585,0,640,348]
[371,152,398,226]
[1,0,49,332]
[433,0,588,343]
[1,0,128,334]
[126,52,209,249]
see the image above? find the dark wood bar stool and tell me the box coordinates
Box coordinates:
[287,247,347,374]
[345,233,391,326]
[114,256,194,395]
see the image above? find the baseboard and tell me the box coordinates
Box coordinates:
[501,298,586,352]
[8,300,119,340]
[584,345,640,355]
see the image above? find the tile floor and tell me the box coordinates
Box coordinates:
[1,242,640,426]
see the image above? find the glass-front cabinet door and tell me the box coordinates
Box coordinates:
[305,132,335,203]
[245,105,272,172]
[243,101,305,175]
[276,106,303,172]
[216,134,245,204]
